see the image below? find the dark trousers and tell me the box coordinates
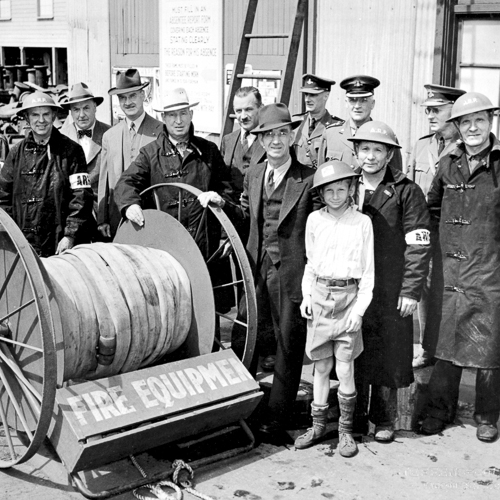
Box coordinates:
[426,359,500,425]
[236,253,306,425]
[355,380,398,427]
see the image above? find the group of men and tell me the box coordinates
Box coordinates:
[0,66,499,447]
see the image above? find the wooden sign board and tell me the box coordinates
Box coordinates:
[57,350,258,439]
[50,350,263,472]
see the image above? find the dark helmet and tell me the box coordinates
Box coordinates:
[312,160,360,190]
[347,121,401,148]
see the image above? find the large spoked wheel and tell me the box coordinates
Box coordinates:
[0,209,56,468]
[139,183,257,369]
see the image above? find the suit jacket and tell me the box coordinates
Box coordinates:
[241,158,321,302]
[407,132,459,198]
[97,113,163,234]
[60,119,111,206]
[318,117,403,171]
[221,129,266,194]
[293,110,343,168]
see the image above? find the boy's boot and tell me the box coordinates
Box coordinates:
[294,403,329,449]
[338,392,358,457]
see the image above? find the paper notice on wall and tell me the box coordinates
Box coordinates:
[159,1,223,134]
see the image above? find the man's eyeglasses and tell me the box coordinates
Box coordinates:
[425,105,451,115]
[263,130,290,139]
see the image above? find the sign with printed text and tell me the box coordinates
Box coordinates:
[56,350,258,440]
[159,0,223,134]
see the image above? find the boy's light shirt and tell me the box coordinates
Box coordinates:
[302,205,375,317]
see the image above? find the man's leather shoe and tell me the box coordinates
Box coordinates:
[421,416,446,435]
[258,421,294,446]
[261,355,276,372]
[477,424,498,442]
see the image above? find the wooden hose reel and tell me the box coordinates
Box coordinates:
[0,183,260,476]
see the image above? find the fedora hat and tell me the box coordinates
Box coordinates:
[60,82,104,109]
[108,68,149,96]
[153,87,199,113]
[252,103,301,134]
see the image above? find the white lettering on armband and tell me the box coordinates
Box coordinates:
[405,229,430,245]
[70,173,91,190]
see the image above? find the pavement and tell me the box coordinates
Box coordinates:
[1,322,500,499]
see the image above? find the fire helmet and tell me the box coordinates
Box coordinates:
[312,160,360,190]
[17,91,62,116]
[347,121,401,148]
[446,92,500,122]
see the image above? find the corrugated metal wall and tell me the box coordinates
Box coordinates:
[109,0,159,67]
[0,0,68,47]
[316,0,437,164]
[67,0,112,124]
[223,0,307,116]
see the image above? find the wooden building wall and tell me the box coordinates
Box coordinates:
[67,0,112,124]
[109,0,159,68]
[316,0,437,163]
[0,0,68,48]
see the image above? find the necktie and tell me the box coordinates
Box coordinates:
[437,136,445,156]
[266,169,275,197]
[241,131,250,157]
[130,122,136,139]
[308,117,316,136]
[77,129,92,139]
[176,141,189,158]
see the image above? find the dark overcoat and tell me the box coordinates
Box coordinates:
[357,167,431,388]
[427,135,500,369]
[114,127,234,254]
[0,128,93,256]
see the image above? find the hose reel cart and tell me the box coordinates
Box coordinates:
[0,183,261,497]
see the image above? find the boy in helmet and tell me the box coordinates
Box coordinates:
[295,160,374,457]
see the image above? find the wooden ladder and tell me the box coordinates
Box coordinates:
[221,0,308,138]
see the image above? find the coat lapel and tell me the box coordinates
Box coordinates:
[86,121,106,165]
[251,163,266,220]
[250,138,265,164]
[363,168,398,213]
[279,161,306,226]
[227,130,240,162]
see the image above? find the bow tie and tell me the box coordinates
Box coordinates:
[77,129,92,138]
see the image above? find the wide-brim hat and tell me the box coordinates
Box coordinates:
[16,91,62,116]
[252,103,301,134]
[347,120,401,148]
[153,87,199,113]
[446,92,500,122]
[108,68,149,96]
[60,82,104,109]
[421,84,466,107]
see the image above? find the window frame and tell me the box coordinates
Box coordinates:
[0,0,12,21]
[37,0,54,20]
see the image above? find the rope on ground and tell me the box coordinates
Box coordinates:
[130,454,182,500]
[172,459,216,500]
